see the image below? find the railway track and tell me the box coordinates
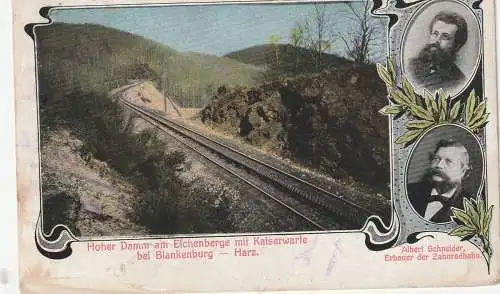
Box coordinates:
[119,100,328,230]
[120,98,376,230]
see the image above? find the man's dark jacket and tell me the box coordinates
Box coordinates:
[408,58,466,93]
[407,180,473,223]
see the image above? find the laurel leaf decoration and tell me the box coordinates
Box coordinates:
[375,56,493,275]
[450,198,494,274]
[376,57,490,147]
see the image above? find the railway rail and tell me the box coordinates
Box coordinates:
[119,98,376,230]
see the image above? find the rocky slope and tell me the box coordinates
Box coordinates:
[41,129,148,237]
[40,82,322,237]
[200,66,390,193]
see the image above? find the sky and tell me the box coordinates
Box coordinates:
[49,1,387,60]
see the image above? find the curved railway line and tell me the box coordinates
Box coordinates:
[119,97,377,230]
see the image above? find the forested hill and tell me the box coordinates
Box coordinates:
[36,22,263,108]
[225,43,354,74]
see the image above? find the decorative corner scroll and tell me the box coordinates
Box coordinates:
[35,213,78,260]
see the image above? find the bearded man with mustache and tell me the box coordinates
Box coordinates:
[407,139,473,223]
[408,11,468,93]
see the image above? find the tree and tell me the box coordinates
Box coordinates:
[204,82,216,105]
[260,34,283,83]
[268,34,281,71]
[340,1,384,64]
[289,23,306,73]
[303,3,336,72]
[290,23,305,48]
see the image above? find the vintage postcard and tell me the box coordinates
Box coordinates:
[12,0,500,292]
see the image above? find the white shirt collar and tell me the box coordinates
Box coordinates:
[430,187,457,199]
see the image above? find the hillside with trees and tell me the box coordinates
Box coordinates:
[36,22,263,109]
[201,2,390,194]
[36,0,392,236]
[225,44,353,76]
[36,22,266,236]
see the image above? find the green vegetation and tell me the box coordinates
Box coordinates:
[162,52,263,107]
[42,189,82,236]
[201,3,389,194]
[36,22,263,108]
[36,6,390,234]
[201,66,390,194]
[224,1,384,80]
[40,88,235,235]
[203,2,389,195]
[225,43,351,77]
[37,23,237,235]
[36,23,175,97]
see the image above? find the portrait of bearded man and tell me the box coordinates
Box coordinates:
[408,11,468,94]
[407,138,474,223]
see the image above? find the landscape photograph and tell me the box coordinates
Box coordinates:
[35,1,392,238]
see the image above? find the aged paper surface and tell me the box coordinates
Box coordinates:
[12,0,500,292]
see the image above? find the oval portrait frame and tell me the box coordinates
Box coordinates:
[404,123,485,225]
[400,0,483,99]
